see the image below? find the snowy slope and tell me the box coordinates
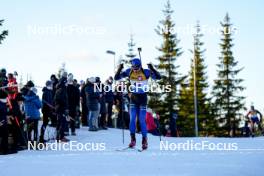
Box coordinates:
[0,127,264,176]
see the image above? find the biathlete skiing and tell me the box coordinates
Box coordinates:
[114,57,161,150]
[246,105,263,137]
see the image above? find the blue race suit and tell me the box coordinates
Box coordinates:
[115,68,161,137]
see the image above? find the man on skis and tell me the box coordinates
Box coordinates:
[115,58,161,150]
[246,105,263,136]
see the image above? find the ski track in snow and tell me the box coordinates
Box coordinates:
[0,127,264,176]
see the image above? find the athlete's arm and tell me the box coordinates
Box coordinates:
[256,110,263,121]
[114,64,130,80]
[147,64,161,80]
[245,111,250,119]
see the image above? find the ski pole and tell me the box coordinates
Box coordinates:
[138,47,142,63]
[121,93,125,144]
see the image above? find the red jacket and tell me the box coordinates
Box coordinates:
[8,78,18,100]
[146,112,157,131]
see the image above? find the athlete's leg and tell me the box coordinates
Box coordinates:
[129,103,137,134]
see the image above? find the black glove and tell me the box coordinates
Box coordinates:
[147,63,154,71]
[118,64,124,71]
[115,64,124,80]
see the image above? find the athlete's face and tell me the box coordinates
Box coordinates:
[132,66,140,73]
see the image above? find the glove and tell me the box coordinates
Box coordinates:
[147,63,154,71]
[118,64,124,71]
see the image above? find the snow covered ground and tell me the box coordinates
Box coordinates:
[1,127,264,176]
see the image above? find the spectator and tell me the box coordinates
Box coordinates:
[105,76,114,128]
[80,80,88,126]
[67,74,80,135]
[39,81,54,143]
[54,77,69,142]
[146,108,159,136]
[24,87,42,142]
[86,77,100,131]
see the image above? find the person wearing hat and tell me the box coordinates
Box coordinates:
[23,87,42,143]
[66,73,80,135]
[80,80,89,126]
[85,77,100,131]
[39,80,54,143]
[115,58,161,150]
[105,76,114,128]
[54,76,70,142]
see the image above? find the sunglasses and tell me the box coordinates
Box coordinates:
[132,66,140,71]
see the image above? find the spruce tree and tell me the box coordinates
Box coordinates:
[212,13,245,137]
[0,19,8,44]
[120,34,136,68]
[177,22,212,136]
[125,34,136,60]
[148,0,184,136]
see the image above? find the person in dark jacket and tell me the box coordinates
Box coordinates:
[50,74,59,126]
[24,87,42,142]
[105,76,114,128]
[0,90,9,155]
[96,77,107,130]
[39,81,54,143]
[20,80,35,96]
[67,74,80,135]
[50,74,59,96]
[8,93,26,151]
[54,77,69,142]
[86,77,100,131]
[73,79,81,129]
[0,68,8,102]
[80,80,88,126]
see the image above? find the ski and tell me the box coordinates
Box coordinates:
[137,149,147,152]
[115,147,147,152]
[115,147,134,151]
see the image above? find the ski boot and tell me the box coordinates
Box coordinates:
[129,134,136,148]
[142,137,148,150]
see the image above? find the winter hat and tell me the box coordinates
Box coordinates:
[46,80,52,87]
[131,58,141,70]
[26,80,35,88]
[95,77,101,83]
[80,80,84,85]
[30,87,38,95]
[58,77,67,87]
[0,68,6,74]
[88,77,96,83]
[67,73,74,84]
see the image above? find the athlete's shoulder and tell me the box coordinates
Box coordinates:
[124,68,132,75]
[143,69,151,76]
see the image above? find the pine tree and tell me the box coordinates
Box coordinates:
[119,34,136,68]
[0,19,8,44]
[212,13,245,137]
[148,0,184,136]
[177,22,212,137]
[125,34,136,60]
